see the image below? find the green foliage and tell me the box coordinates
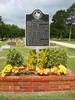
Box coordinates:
[27,48,67,68]
[27,50,37,68]
[38,48,67,68]
[51,10,67,39]
[0,16,6,40]
[5,24,25,39]
[0,16,25,40]
[67,3,75,16]
[51,3,75,39]
[47,48,67,67]
[38,49,49,68]
[7,49,24,67]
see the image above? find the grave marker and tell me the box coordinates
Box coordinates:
[26,9,49,47]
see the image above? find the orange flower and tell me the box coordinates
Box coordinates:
[36,67,44,75]
[27,65,34,71]
[12,66,19,74]
[19,66,25,70]
[39,69,44,75]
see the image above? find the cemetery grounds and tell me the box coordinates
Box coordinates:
[0,39,75,100]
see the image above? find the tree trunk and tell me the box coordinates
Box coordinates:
[60,32,62,39]
[1,36,4,41]
[69,24,72,41]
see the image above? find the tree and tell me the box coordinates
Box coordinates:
[51,10,67,39]
[0,16,25,40]
[3,24,25,39]
[0,16,6,40]
[66,3,75,41]
[0,16,3,24]
[51,3,75,39]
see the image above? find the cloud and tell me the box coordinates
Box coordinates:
[0,0,75,28]
[0,0,10,4]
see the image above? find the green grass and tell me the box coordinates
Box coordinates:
[0,40,8,46]
[0,49,9,57]
[0,59,6,71]
[66,48,75,56]
[67,58,75,73]
[57,45,75,56]
[0,43,31,58]
[0,92,75,100]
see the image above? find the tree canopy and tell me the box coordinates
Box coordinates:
[50,3,75,40]
[0,17,25,40]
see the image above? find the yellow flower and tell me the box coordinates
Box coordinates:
[59,64,67,75]
[4,64,12,72]
[50,68,54,73]
[50,66,58,73]
[1,69,5,73]
[40,70,43,75]
[36,67,44,75]
[1,64,12,77]
[27,64,34,70]
[44,68,50,75]
[1,73,6,77]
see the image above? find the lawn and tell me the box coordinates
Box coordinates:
[0,40,8,46]
[67,58,75,73]
[0,92,75,100]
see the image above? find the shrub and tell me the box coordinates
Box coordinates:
[28,48,67,68]
[38,48,67,68]
[27,50,37,69]
[7,49,24,67]
[38,49,49,68]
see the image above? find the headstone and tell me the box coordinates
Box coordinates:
[16,38,23,45]
[0,47,3,52]
[8,39,16,45]
[26,9,49,47]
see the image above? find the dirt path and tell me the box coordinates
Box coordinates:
[69,56,75,58]
[0,57,6,59]
[50,41,75,49]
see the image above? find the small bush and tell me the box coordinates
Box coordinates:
[27,50,37,69]
[28,48,67,68]
[38,48,67,68]
[7,49,24,67]
[38,49,49,68]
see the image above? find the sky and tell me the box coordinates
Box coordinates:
[0,0,75,29]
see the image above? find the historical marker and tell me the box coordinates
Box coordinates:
[26,9,49,47]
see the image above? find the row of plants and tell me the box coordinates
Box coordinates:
[27,48,67,68]
[1,64,67,77]
[0,48,68,77]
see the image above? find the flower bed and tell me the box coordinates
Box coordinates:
[1,64,68,77]
[0,64,75,92]
[0,48,74,92]
[0,75,75,92]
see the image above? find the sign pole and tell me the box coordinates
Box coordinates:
[36,47,39,67]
